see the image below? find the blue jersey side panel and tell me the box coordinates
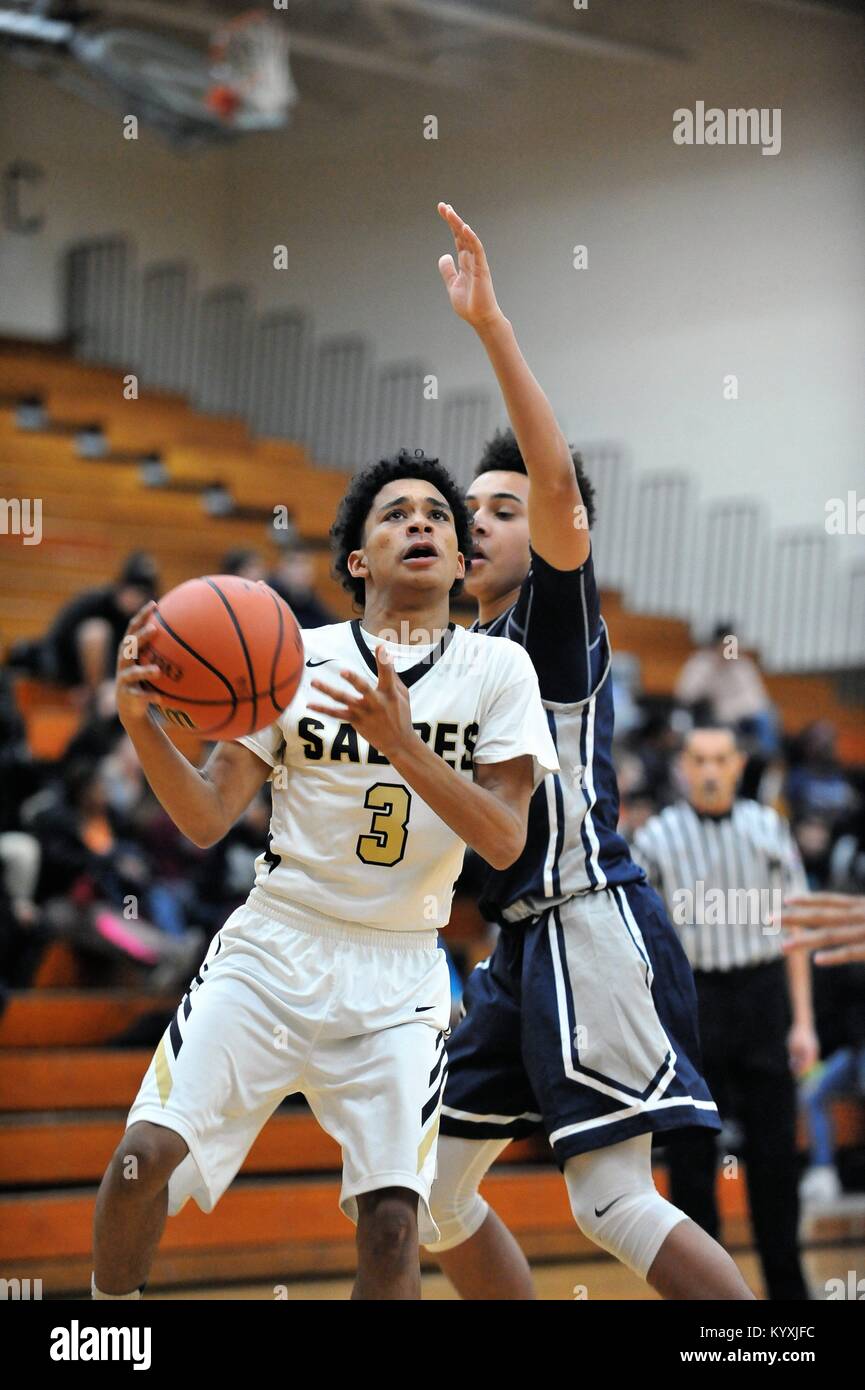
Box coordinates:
[476,545,644,920]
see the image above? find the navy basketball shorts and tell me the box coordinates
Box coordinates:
[440,880,721,1164]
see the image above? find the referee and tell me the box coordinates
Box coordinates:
[632,724,818,1301]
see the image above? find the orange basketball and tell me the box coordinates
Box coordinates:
[140,576,304,740]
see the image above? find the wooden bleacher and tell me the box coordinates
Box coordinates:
[3,340,863,763]
[1,340,864,1294]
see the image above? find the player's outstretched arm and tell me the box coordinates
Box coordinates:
[116,602,271,847]
[437,200,588,570]
[309,646,532,869]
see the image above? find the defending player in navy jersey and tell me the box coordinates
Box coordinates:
[425,203,754,1299]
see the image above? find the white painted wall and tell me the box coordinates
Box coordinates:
[0,60,231,335]
[1,0,862,551]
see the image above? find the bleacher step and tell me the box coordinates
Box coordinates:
[0,991,177,1047]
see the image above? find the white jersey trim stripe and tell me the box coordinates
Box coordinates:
[549,1096,719,1147]
[581,697,607,890]
[441,1104,543,1125]
[542,771,559,898]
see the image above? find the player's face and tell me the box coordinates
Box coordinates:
[680,730,745,810]
[464,471,531,603]
[353,477,464,602]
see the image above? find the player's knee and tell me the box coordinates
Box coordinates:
[111,1122,188,1194]
[357,1190,418,1267]
[426,1181,488,1253]
[564,1161,686,1281]
[424,1136,493,1253]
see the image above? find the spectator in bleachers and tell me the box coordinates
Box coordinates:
[221,547,267,582]
[0,667,37,833]
[0,828,47,1003]
[674,622,779,758]
[192,789,271,937]
[617,710,679,815]
[268,541,335,628]
[7,552,160,704]
[829,810,865,894]
[792,817,835,891]
[785,721,859,828]
[23,756,201,991]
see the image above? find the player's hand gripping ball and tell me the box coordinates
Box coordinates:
[133,575,304,739]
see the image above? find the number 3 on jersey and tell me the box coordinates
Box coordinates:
[356,782,412,866]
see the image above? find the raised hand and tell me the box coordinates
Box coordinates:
[437,201,503,330]
[308,644,414,762]
[115,600,162,730]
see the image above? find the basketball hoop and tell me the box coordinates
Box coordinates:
[206,84,241,121]
[207,8,296,128]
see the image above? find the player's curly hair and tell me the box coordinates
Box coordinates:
[473,427,597,528]
[331,448,474,608]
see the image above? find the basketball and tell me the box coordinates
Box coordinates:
[139,575,304,740]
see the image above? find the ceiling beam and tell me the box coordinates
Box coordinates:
[363,0,689,64]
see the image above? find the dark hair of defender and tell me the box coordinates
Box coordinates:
[473,427,597,530]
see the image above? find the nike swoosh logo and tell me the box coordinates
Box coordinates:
[415,1005,435,1012]
[594,1195,625,1218]
[305,658,334,667]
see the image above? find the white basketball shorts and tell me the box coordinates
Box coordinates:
[125,886,452,1243]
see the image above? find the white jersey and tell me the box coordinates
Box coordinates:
[236,618,559,932]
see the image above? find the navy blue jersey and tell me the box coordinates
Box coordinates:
[474,545,644,922]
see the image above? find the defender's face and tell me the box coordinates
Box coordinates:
[351,476,464,602]
[680,730,745,809]
[465,471,531,604]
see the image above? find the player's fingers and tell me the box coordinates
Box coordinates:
[127,601,158,633]
[374,645,395,686]
[815,944,865,965]
[785,892,860,908]
[780,933,815,952]
[118,664,160,689]
[337,668,373,696]
[307,700,352,721]
[310,677,362,707]
[782,896,865,926]
[443,202,466,234]
[117,622,159,669]
[779,906,863,930]
[460,220,488,266]
[128,622,159,652]
[783,925,862,952]
[438,253,458,289]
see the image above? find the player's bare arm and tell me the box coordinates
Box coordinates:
[115,601,270,848]
[309,644,532,870]
[437,200,588,570]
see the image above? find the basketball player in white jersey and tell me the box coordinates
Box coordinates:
[91,453,558,1301]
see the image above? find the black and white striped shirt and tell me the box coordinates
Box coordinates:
[632,799,808,972]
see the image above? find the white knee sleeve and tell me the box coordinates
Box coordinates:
[424,1136,510,1253]
[564,1133,688,1280]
